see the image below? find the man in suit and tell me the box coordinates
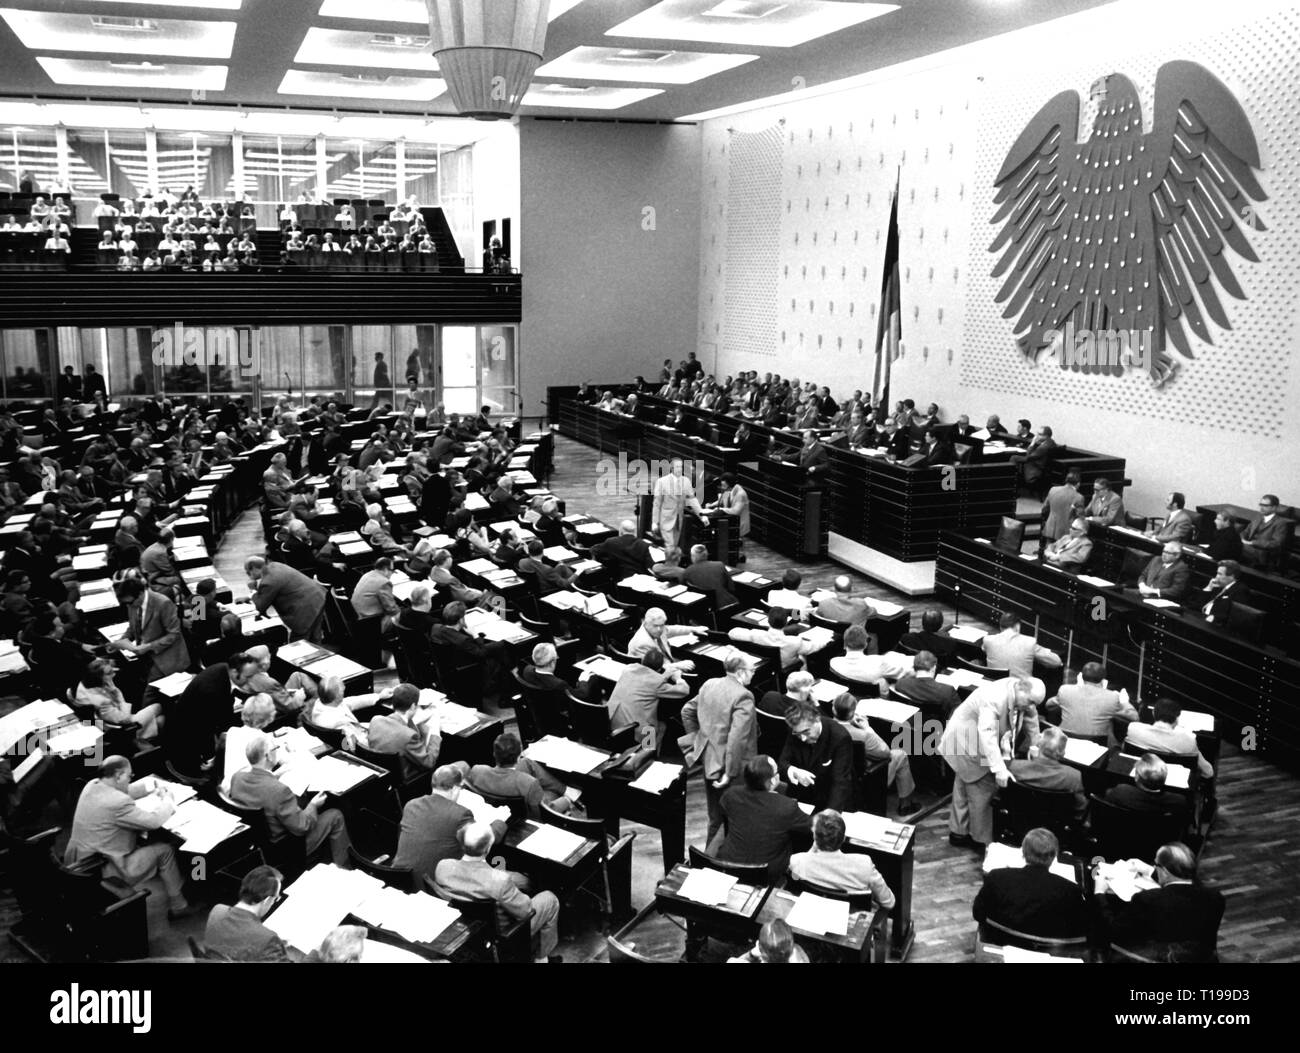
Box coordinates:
[65,756,196,918]
[1240,493,1290,569]
[893,650,961,720]
[628,607,704,673]
[1007,727,1087,817]
[779,701,855,812]
[1137,542,1192,602]
[730,605,819,670]
[1042,517,1093,568]
[919,429,957,468]
[430,601,512,697]
[1054,661,1138,739]
[1094,842,1225,962]
[713,755,812,881]
[467,732,571,819]
[814,575,873,627]
[1011,425,1056,490]
[229,732,352,866]
[517,641,589,701]
[1194,559,1251,626]
[1152,492,1196,543]
[844,411,873,449]
[830,692,918,814]
[792,429,828,480]
[679,543,737,608]
[829,623,913,685]
[680,653,758,843]
[973,827,1086,939]
[245,555,327,641]
[395,763,508,888]
[651,459,704,552]
[1104,753,1192,825]
[170,654,259,773]
[1124,697,1214,779]
[605,647,689,751]
[982,612,1062,678]
[591,519,653,575]
[1083,477,1125,527]
[789,809,896,906]
[435,822,562,963]
[941,677,1044,848]
[203,865,291,962]
[350,556,400,627]
[140,526,185,594]
[366,682,441,781]
[899,608,961,664]
[110,577,190,682]
[708,472,751,548]
[112,516,145,570]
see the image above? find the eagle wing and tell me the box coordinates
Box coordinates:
[1146,60,1266,361]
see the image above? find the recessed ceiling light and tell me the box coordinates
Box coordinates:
[294,27,437,71]
[370,33,429,48]
[606,0,897,48]
[2,9,237,59]
[318,0,583,24]
[36,56,228,89]
[704,1,787,18]
[609,49,674,63]
[537,46,757,85]
[521,85,664,110]
[278,68,445,101]
[90,16,160,31]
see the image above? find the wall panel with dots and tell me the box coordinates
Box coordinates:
[722,125,784,361]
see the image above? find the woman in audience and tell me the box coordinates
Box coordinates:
[76,657,163,747]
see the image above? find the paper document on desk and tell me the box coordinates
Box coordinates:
[438,701,483,735]
[1062,737,1108,766]
[648,547,666,564]
[460,558,498,574]
[45,724,104,756]
[809,679,847,704]
[1177,710,1214,734]
[569,559,602,576]
[1133,762,1190,789]
[273,726,326,757]
[307,654,366,681]
[630,761,683,794]
[731,571,762,584]
[277,639,327,665]
[1077,575,1117,589]
[841,811,906,847]
[1098,862,1161,903]
[457,789,511,826]
[947,625,987,644]
[971,429,991,441]
[0,650,28,674]
[856,696,920,724]
[311,754,374,794]
[267,865,377,952]
[13,747,45,783]
[574,654,632,682]
[798,626,836,650]
[525,736,608,774]
[1001,945,1083,963]
[678,868,738,905]
[517,824,587,862]
[786,893,849,936]
[936,668,990,689]
[474,618,534,643]
[166,799,244,854]
[870,600,904,617]
[984,841,1076,883]
[541,546,577,563]
[1144,598,1180,609]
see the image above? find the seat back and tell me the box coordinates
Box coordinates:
[1088,795,1187,864]
[687,845,769,885]
[994,516,1026,555]
[755,706,789,758]
[1226,602,1266,646]
[980,916,1089,957]
[994,781,1081,844]
[300,716,345,751]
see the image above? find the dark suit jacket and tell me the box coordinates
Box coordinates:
[1138,557,1190,601]
[1242,514,1290,557]
[893,674,961,718]
[682,560,737,608]
[1104,783,1191,823]
[1204,525,1243,561]
[591,533,653,575]
[1195,580,1252,622]
[203,904,291,962]
[716,785,812,880]
[797,442,828,473]
[172,662,236,768]
[899,628,960,663]
[1097,883,1225,962]
[777,717,854,812]
[972,866,1087,939]
[394,793,506,888]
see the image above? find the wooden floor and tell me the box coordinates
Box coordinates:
[3,432,1296,963]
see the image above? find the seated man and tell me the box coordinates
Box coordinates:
[1123,697,1214,779]
[605,647,690,752]
[779,701,855,813]
[831,692,917,814]
[1193,559,1252,626]
[467,732,572,819]
[899,608,960,664]
[981,612,1062,678]
[893,650,961,720]
[518,641,588,700]
[813,575,873,626]
[1042,518,1093,568]
[1093,842,1225,962]
[516,539,575,595]
[765,569,813,616]
[350,556,400,626]
[240,644,311,718]
[729,605,817,670]
[1137,542,1191,602]
[64,756,196,919]
[789,809,896,908]
[713,755,812,881]
[680,543,738,608]
[627,607,702,673]
[203,865,292,962]
[1240,493,1289,569]
[590,519,654,575]
[229,732,352,866]
[972,827,1086,939]
[1152,492,1196,543]
[1007,727,1087,818]
[1104,753,1192,827]
[1053,661,1137,740]
[366,682,441,781]
[434,822,561,963]
[727,918,810,964]
[1082,477,1125,527]
[395,762,508,889]
[829,624,914,686]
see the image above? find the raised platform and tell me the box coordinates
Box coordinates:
[828,532,936,596]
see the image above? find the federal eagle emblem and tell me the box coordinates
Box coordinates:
[989,61,1266,386]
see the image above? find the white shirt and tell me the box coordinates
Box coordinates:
[830,650,914,684]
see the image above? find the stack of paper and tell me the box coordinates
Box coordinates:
[841,811,908,847]
[457,789,511,826]
[677,867,738,905]
[306,653,367,681]
[525,736,608,774]
[273,726,326,756]
[947,625,988,644]
[1077,575,1117,589]
[984,841,1076,883]
[574,655,632,682]
[279,639,328,665]
[438,701,483,735]
[785,892,850,936]
[809,679,847,704]
[1000,945,1084,963]
[164,799,245,854]
[871,600,904,617]
[266,864,382,952]
[1144,597,1180,609]
[460,558,499,574]
[798,626,836,650]
[0,650,29,674]
[1062,737,1109,765]
[629,761,683,794]
[45,724,104,756]
[311,754,375,793]
[856,696,920,724]
[1097,862,1160,902]
[516,824,587,862]
[352,887,461,945]
[1177,710,1214,734]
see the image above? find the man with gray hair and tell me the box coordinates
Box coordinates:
[239,644,312,716]
[591,518,654,575]
[517,640,590,701]
[1042,517,1093,567]
[680,542,737,608]
[1104,753,1191,824]
[434,821,562,962]
[973,827,1086,939]
[1008,726,1087,816]
[628,607,703,673]
[221,692,277,793]
[245,554,327,641]
[317,925,366,963]
[395,761,509,887]
[680,653,757,842]
[814,574,873,627]
[1137,541,1191,601]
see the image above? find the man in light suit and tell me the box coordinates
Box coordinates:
[606,647,689,751]
[1123,697,1214,779]
[140,526,185,594]
[1137,542,1191,602]
[111,577,190,681]
[395,763,508,889]
[1083,477,1125,527]
[246,554,327,641]
[680,543,737,608]
[981,612,1062,678]
[940,676,1043,848]
[1042,518,1093,568]
[628,607,704,674]
[366,682,441,781]
[1042,469,1082,544]
[1007,727,1087,816]
[680,653,758,843]
[651,459,703,552]
[813,575,873,627]
[708,473,751,541]
[1240,493,1290,569]
[1054,661,1137,739]
[1152,492,1196,543]
[435,822,561,962]
[65,756,196,918]
[350,556,399,626]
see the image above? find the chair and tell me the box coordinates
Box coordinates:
[1226,602,1266,646]
[978,916,1090,959]
[469,786,529,823]
[424,876,533,963]
[606,902,675,963]
[755,706,788,758]
[300,716,345,751]
[348,741,427,806]
[48,851,153,962]
[1124,512,1150,532]
[994,516,1026,555]
[1119,546,1151,587]
[541,799,635,926]
[214,788,309,880]
[568,691,637,752]
[687,845,770,886]
[509,669,572,740]
[993,782,1083,847]
[346,845,416,892]
[1088,795,1188,864]
[850,740,890,816]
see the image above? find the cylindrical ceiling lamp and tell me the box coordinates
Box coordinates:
[425,0,550,120]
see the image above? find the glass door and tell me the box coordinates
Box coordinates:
[436,324,518,419]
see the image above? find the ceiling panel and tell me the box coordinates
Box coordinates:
[537,45,758,84]
[605,0,898,48]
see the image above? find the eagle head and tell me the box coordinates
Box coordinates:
[1089,73,1141,138]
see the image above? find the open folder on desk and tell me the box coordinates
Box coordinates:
[1062,737,1109,766]
[630,761,683,794]
[984,841,1076,883]
[786,892,849,936]
[677,867,737,906]
[516,823,587,863]
[947,624,987,644]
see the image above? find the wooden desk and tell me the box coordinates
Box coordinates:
[654,863,770,946]
[756,887,879,963]
[497,818,606,903]
[840,811,917,960]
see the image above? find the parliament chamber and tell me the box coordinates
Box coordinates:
[0,0,1297,990]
